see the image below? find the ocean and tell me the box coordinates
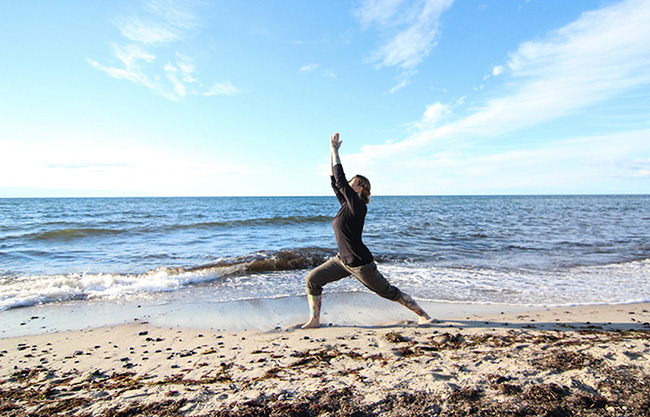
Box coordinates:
[1,195,649,312]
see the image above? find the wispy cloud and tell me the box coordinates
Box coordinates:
[388,79,410,94]
[355,0,455,93]
[89,0,237,101]
[491,65,505,76]
[348,0,650,193]
[300,64,336,79]
[420,102,450,126]
[202,82,239,97]
[300,64,320,72]
[115,0,197,43]
[144,0,197,30]
[88,44,155,89]
[116,18,182,44]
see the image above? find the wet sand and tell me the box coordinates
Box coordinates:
[1,302,649,416]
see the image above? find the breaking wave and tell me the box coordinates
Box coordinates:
[0,248,334,311]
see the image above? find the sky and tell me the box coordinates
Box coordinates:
[1,0,649,197]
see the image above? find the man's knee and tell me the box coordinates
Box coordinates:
[384,286,402,301]
[305,270,324,296]
[372,280,401,301]
[355,262,402,301]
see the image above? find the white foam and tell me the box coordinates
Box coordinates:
[0,266,233,311]
[380,258,650,306]
[2,258,649,311]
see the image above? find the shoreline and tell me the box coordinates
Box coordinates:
[1,302,649,416]
[1,293,538,338]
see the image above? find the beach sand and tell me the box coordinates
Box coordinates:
[1,300,649,416]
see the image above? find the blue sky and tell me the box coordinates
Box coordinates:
[1,0,649,197]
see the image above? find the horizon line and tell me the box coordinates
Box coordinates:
[2,193,649,199]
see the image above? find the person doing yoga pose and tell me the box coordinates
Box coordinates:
[302,132,436,329]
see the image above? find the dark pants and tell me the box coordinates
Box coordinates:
[305,255,402,301]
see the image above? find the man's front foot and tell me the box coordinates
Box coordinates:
[301,318,321,329]
[418,316,441,326]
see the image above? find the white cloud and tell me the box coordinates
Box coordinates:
[492,65,505,76]
[300,64,320,72]
[89,0,237,101]
[87,44,156,88]
[348,0,650,193]
[202,82,238,97]
[369,21,437,70]
[117,18,181,44]
[388,79,410,94]
[366,0,650,151]
[356,0,406,28]
[145,0,197,30]
[176,54,198,82]
[115,0,198,44]
[356,0,455,91]
[300,64,336,79]
[422,102,449,124]
[164,62,187,98]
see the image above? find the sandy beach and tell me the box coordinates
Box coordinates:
[2,301,649,416]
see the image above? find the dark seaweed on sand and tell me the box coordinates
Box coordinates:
[2,330,649,417]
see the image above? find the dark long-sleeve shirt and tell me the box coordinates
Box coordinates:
[331,164,373,267]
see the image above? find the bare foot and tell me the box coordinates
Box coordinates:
[418,316,441,326]
[301,318,320,329]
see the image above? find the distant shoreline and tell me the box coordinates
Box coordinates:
[2,193,650,199]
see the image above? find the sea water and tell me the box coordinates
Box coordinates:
[1,195,649,311]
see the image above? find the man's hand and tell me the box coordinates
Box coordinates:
[330,132,342,173]
[330,132,342,150]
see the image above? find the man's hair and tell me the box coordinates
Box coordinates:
[353,175,371,204]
